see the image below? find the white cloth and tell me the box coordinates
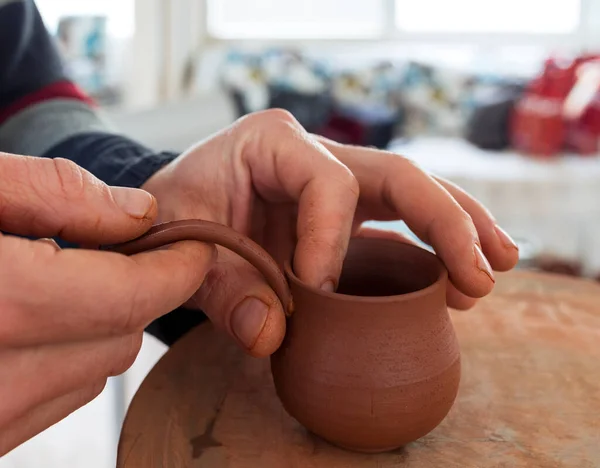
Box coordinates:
[388,137,600,275]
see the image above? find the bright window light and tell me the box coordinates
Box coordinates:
[207,0,386,39]
[36,0,135,38]
[395,0,581,34]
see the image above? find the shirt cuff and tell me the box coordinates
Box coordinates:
[42,131,179,190]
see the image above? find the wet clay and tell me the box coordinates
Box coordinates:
[106,221,460,453]
[271,237,461,453]
[103,219,293,315]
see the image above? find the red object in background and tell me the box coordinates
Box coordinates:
[564,60,600,155]
[315,109,397,149]
[317,112,365,146]
[510,55,600,157]
[510,92,565,156]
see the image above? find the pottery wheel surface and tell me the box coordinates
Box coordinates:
[118,271,600,467]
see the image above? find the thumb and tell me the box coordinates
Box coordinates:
[0,153,156,244]
[192,248,286,358]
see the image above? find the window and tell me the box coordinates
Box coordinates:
[207,0,387,39]
[35,0,136,101]
[36,0,134,38]
[395,0,581,34]
[207,0,584,39]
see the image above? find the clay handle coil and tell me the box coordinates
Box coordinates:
[101,219,293,316]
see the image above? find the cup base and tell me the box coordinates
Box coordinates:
[328,441,404,454]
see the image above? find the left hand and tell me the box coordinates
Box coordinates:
[142,109,519,357]
[0,153,213,455]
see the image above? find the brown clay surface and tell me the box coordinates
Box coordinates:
[117,271,600,467]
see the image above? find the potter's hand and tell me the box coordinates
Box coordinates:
[313,136,520,310]
[0,153,214,456]
[142,109,519,357]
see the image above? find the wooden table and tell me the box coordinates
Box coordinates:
[117,271,600,467]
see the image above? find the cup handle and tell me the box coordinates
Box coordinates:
[101,219,294,317]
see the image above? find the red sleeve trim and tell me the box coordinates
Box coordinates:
[0,80,96,125]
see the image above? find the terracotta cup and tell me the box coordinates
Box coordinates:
[105,220,461,453]
[272,236,460,453]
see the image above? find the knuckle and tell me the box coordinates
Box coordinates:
[455,206,475,229]
[262,108,297,124]
[111,265,150,335]
[0,306,19,346]
[338,168,360,197]
[110,334,143,376]
[0,157,30,214]
[195,267,228,310]
[437,206,477,244]
[439,203,473,227]
[241,109,299,134]
[392,153,422,172]
[48,158,88,200]
[119,295,146,335]
[84,380,108,403]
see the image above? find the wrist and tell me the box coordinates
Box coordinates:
[125,151,179,190]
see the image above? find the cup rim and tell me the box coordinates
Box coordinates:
[284,237,448,304]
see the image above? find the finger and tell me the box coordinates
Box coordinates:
[316,139,494,298]
[0,334,140,427]
[240,110,359,290]
[446,281,478,310]
[355,227,479,309]
[353,226,420,245]
[0,381,106,457]
[433,176,519,272]
[0,153,157,244]
[192,247,286,358]
[0,234,215,346]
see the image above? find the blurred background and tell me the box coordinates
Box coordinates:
[3,0,600,466]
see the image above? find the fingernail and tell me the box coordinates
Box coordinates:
[494,225,519,251]
[320,280,336,292]
[110,186,154,219]
[474,244,495,283]
[231,297,269,349]
[38,238,60,250]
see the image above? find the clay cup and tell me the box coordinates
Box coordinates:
[272,237,460,452]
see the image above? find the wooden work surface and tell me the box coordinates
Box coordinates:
[117,271,600,467]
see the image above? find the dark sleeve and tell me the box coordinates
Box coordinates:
[0,0,64,108]
[0,0,206,345]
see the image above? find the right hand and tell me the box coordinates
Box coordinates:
[142,110,518,358]
[0,153,215,455]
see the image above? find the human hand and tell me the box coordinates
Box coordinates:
[142,109,519,357]
[0,154,214,455]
